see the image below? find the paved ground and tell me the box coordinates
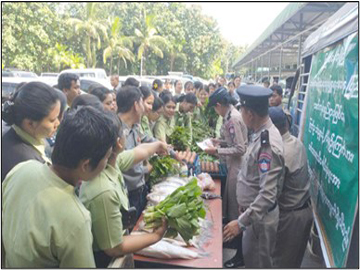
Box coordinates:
[223,243,325,268]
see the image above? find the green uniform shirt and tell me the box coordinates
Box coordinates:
[12,125,51,164]
[153,115,175,142]
[79,150,135,251]
[2,160,95,268]
[215,116,223,138]
[174,103,193,142]
[140,116,153,138]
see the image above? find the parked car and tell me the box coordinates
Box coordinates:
[59,68,107,79]
[79,77,112,93]
[2,70,38,78]
[40,72,59,77]
[1,77,52,103]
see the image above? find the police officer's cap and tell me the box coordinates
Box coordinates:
[207,87,228,107]
[236,85,272,109]
[268,107,287,129]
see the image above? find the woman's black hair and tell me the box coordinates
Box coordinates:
[208,83,216,89]
[123,77,140,87]
[51,106,118,170]
[54,88,67,119]
[89,86,112,102]
[194,81,203,91]
[71,94,104,111]
[88,83,104,94]
[201,85,210,94]
[228,82,235,87]
[2,81,60,126]
[139,86,153,100]
[176,93,197,105]
[173,80,182,87]
[117,86,143,113]
[159,91,176,105]
[152,79,163,92]
[152,97,163,112]
[184,81,193,90]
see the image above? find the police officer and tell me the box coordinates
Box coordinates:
[269,107,313,268]
[223,85,285,268]
[206,87,248,268]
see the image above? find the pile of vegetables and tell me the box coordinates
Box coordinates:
[143,177,206,244]
[149,156,181,187]
[168,126,191,151]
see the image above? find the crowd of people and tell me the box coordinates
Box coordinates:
[2,72,313,268]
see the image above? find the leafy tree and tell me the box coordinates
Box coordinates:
[67,3,108,68]
[133,10,169,76]
[2,2,67,72]
[103,17,134,75]
[48,43,85,71]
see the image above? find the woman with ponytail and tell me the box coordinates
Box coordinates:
[2,82,61,181]
[151,79,163,96]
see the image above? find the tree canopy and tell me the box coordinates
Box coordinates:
[2,2,246,79]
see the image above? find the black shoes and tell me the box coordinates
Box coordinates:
[224,255,245,268]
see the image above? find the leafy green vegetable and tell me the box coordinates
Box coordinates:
[168,126,191,151]
[143,178,206,244]
[149,156,181,187]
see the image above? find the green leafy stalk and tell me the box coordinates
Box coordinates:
[143,178,206,244]
[149,156,181,187]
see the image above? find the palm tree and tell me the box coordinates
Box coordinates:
[67,3,107,68]
[168,43,186,72]
[134,11,168,76]
[103,17,134,75]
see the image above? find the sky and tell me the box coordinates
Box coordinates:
[185,2,289,47]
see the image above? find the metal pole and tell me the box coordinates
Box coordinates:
[255,58,258,83]
[268,51,271,80]
[279,46,283,82]
[297,35,302,68]
[261,55,264,80]
[252,60,254,82]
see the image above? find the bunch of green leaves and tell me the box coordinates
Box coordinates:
[143,177,206,244]
[198,152,218,162]
[203,98,220,128]
[149,156,181,187]
[168,126,190,151]
[190,117,214,152]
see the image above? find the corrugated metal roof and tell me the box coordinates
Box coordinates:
[232,3,307,68]
[302,3,358,57]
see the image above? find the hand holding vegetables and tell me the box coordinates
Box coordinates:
[155,141,169,156]
[153,218,168,240]
[143,178,206,244]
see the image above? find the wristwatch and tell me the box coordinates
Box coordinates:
[237,219,246,231]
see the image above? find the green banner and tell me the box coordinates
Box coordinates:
[303,32,358,267]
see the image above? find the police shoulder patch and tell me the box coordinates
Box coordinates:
[258,152,272,173]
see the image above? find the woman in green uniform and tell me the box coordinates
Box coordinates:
[153,92,176,142]
[2,82,61,181]
[139,86,155,138]
[174,93,197,143]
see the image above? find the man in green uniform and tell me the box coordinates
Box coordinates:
[2,107,118,268]
[223,85,285,268]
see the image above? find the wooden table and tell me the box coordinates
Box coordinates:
[133,179,223,268]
